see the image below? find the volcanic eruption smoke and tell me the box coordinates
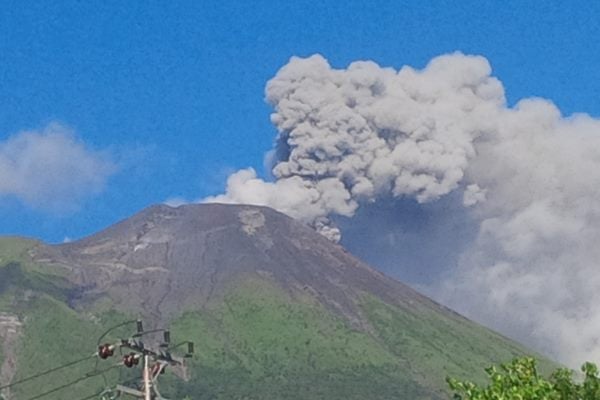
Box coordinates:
[204,53,600,366]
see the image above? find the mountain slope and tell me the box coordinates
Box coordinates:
[0,204,556,399]
[39,204,456,322]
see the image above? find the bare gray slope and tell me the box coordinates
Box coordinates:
[37,203,460,325]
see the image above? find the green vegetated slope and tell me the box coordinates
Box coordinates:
[166,279,426,400]
[10,297,130,400]
[162,278,556,400]
[0,236,558,400]
[0,238,132,400]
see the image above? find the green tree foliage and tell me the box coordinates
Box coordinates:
[447,357,600,399]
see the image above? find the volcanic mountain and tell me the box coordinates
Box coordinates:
[0,204,554,400]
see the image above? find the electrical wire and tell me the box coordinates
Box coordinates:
[71,366,144,400]
[132,327,165,338]
[0,353,97,391]
[70,373,141,400]
[72,389,108,400]
[73,385,124,400]
[96,320,138,346]
[0,320,142,399]
[23,363,121,400]
[3,319,176,400]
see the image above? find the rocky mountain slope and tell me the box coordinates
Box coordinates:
[0,204,555,399]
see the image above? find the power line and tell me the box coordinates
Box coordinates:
[72,388,112,400]
[0,353,97,391]
[72,390,105,400]
[23,364,121,400]
[71,371,143,400]
[96,319,138,346]
[4,319,194,400]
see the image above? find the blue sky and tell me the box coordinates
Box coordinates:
[2,0,600,243]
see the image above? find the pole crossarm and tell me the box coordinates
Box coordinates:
[94,319,194,399]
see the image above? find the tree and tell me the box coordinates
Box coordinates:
[447,357,600,399]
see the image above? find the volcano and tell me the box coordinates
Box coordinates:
[0,204,554,400]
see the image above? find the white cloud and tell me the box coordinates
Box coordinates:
[0,122,116,211]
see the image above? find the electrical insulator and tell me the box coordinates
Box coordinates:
[98,344,114,359]
[123,353,139,368]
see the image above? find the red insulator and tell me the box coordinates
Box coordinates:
[98,344,114,359]
[123,353,139,368]
[123,354,133,368]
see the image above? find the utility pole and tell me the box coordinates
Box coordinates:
[0,319,191,400]
[97,320,194,400]
[143,355,152,400]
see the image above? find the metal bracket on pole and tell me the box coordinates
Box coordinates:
[115,384,145,397]
[96,320,192,400]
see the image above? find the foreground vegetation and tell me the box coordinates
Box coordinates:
[448,357,600,399]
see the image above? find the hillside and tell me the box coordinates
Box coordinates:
[0,204,556,399]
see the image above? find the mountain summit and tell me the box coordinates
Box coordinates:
[1,204,553,399]
[42,204,455,324]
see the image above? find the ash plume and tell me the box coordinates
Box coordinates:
[204,52,600,366]
[206,53,501,240]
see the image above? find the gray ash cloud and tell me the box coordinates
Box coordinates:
[204,52,600,366]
